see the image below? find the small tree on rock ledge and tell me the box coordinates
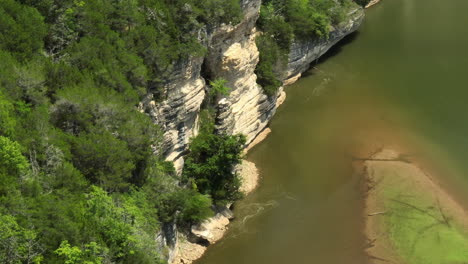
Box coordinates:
[182,111,245,206]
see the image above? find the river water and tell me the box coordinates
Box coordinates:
[197,0,468,263]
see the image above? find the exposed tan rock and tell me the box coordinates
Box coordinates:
[243,128,271,154]
[203,0,284,146]
[140,57,206,173]
[236,160,260,195]
[172,156,261,264]
[283,73,302,86]
[191,213,231,244]
[141,4,364,175]
[365,0,381,8]
[171,239,207,264]
[153,2,367,263]
[276,87,286,107]
[170,211,234,264]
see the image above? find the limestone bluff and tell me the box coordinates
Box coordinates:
[140,0,364,172]
[139,0,365,263]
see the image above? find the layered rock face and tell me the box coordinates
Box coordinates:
[141,57,206,171]
[142,0,269,171]
[142,1,364,171]
[285,7,365,82]
[206,0,282,145]
[150,2,365,264]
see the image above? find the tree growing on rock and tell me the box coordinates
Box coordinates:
[182,112,245,206]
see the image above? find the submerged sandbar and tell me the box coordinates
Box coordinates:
[362,149,468,263]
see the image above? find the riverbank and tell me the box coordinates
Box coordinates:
[171,159,260,264]
[171,87,286,264]
[171,2,364,262]
[362,149,468,264]
[171,92,286,264]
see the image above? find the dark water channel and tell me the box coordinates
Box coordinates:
[197,0,468,263]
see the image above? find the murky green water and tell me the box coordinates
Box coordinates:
[197,0,468,263]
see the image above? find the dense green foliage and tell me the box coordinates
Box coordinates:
[0,0,242,263]
[207,78,231,104]
[209,78,231,98]
[255,34,289,96]
[255,0,356,95]
[183,110,246,206]
[0,213,42,263]
[0,1,47,61]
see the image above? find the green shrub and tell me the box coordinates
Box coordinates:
[255,34,287,96]
[208,78,231,103]
[0,136,29,195]
[55,240,105,264]
[209,78,231,97]
[0,92,16,137]
[183,113,246,206]
[0,0,47,61]
[71,132,135,192]
[0,213,43,263]
[144,160,213,225]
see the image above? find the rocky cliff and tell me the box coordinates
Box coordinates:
[206,0,284,147]
[148,2,366,264]
[142,3,365,174]
[140,55,206,172]
[142,0,273,172]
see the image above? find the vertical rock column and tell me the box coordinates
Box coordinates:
[206,0,283,145]
[141,57,206,172]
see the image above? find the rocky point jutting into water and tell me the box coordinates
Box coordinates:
[140,1,366,263]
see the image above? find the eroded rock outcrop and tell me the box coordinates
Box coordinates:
[142,1,364,169]
[141,0,270,170]
[140,57,206,172]
[145,2,366,263]
[205,0,283,145]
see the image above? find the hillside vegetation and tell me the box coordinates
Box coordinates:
[0,0,358,263]
[0,0,243,263]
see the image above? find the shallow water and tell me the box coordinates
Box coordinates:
[197,0,468,263]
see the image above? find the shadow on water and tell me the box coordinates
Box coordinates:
[319,31,360,62]
[301,31,360,78]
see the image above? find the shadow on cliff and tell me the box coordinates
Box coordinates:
[301,31,360,78]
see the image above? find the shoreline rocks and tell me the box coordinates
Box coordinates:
[171,159,260,264]
[236,160,260,195]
